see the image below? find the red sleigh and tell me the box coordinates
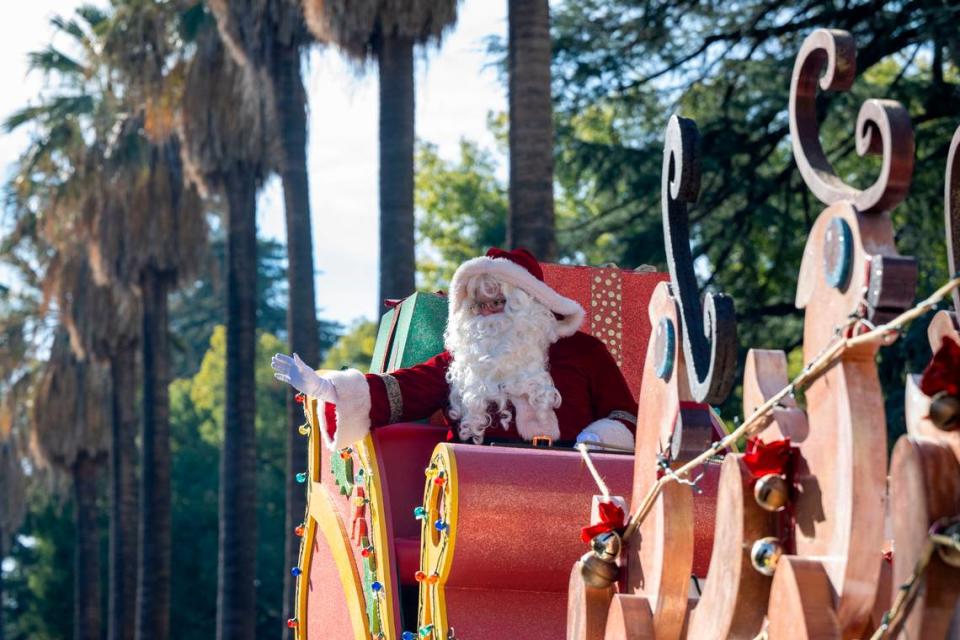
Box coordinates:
[291,265,680,639]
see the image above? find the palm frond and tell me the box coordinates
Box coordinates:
[3,105,47,133]
[49,14,90,47]
[3,95,94,133]
[26,46,87,78]
[76,4,109,31]
[303,0,460,60]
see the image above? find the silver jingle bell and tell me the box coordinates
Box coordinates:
[579,552,619,589]
[750,537,784,576]
[936,521,960,569]
[753,474,790,512]
[929,392,960,432]
[590,531,622,562]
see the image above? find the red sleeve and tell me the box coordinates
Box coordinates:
[587,339,639,434]
[366,351,452,427]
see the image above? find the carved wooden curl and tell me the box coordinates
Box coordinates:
[789,29,915,213]
[946,126,960,310]
[662,114,737,404]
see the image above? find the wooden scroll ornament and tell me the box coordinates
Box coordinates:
[600,115,737,640]
[887,125,960,639]
[789,29,914,214]
[661,115,737,404]
[766,28,918,639]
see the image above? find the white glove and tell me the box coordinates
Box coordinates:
[575,431,602,451]
[271,353,337,403]
[575,420,634,451]
[575,431,601,445]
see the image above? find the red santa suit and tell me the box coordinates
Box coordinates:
[318,249,638,451]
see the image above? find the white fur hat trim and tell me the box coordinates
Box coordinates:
[449,256,585,337]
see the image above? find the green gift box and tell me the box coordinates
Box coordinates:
[369,292,448,374]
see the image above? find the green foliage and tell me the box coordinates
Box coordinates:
[2,490,77,640]
[2,325,294,640]
[166,376,219,638]
[169,326,288,638]
[414,139,507,289]
[322,320,378,372]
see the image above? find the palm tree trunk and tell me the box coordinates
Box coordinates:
[217,167,259,640]
[0,534,5,640]
[507,0,556,260]
[377,34,417,309]
[109,348,139,640]
[74,452,103,640]
[136,269,172,640]
[269,39,320,637]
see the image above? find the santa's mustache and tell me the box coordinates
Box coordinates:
[464,313,511,337]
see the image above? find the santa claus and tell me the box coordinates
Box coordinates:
[271,248,637,451]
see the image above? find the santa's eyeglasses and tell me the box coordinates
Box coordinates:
[470,298,507,313]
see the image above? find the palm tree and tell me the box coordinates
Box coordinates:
[15,7,211,636]
[50,251,141,640]
[302,0,461,307]
[86,115,207,640]
[507,0,556,259]
[204,2,321,624]
[179,23,269,640]
[31,329,111,640]
[3,10,143,637]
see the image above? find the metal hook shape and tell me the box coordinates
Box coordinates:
[789,28,915,213]
[946,127,960,311]
[661,114,737,404]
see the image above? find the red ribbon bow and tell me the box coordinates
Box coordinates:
[920,337,960,397]
[743,437,794,481]
[580,501,626,543]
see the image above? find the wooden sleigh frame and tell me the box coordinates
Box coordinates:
[287,26,960,640]
[586,28,960,640]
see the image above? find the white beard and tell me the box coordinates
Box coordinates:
[444,287,562,444]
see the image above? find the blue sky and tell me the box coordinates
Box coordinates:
[0,1,508,328]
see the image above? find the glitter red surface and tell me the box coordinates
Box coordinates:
[692,462,720,577]
[306,530,357,639]
[440,444,634,636]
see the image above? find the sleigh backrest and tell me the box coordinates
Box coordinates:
[368,265,667,401]
[541,264,668,401]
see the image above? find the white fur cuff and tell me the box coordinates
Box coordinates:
[578,418,635,450]
[318,368,372,452]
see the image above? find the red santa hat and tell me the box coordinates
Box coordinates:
[449,247,585,337]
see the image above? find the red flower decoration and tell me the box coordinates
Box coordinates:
[580,501,626,543]
[743,438,794,481]
[294,393,305,405]
[920,337,960,397]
